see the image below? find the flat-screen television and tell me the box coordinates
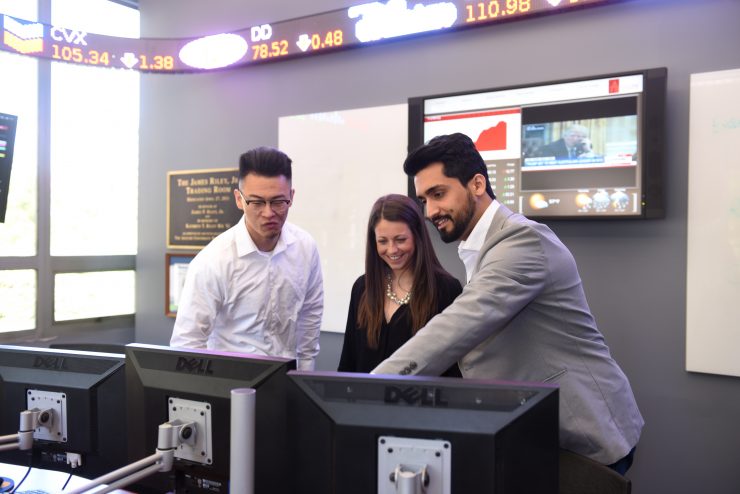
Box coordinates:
[0,112,18,223]
[287,371,559,494]
[125,343,295,494]
[0,345,127,481]
[408,68,667,219]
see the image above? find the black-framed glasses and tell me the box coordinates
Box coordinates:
[236,189,291,213]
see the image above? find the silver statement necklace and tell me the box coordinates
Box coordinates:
[386,273,412,305]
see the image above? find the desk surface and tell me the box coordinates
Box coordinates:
[1,462,135,493]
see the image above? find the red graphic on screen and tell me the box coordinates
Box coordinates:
[608,79,620,93]
[475,122,507,151]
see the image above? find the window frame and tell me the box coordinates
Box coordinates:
[0,0,137,343]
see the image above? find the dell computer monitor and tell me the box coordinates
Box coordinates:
[288,371,559,494]
[125,343,295,494]
[408,67,667,219]
[0,345,127,481]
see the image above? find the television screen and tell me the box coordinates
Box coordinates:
[408,68,667,219]
[287,371,559,494]
[0,345,127,481]
[125,343,295,494]
[0,112,18,223]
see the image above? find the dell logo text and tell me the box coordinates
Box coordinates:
[33,356,68,371]
[384,386,448,407]
[175,357,214,375]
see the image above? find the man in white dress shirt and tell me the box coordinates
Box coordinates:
[170,147,323,370]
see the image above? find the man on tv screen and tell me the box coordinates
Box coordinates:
[538,124,595,160]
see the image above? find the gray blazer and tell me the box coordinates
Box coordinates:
[373,204,643,465]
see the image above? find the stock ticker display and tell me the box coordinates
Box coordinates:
[0,0,610,73]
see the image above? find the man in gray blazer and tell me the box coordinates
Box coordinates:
[373,133,643,473]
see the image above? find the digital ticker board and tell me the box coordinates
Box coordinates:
[0,0,611,73]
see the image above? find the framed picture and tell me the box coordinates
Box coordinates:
[165,253,196,317]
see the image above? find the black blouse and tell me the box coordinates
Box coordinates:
[337,271,463,376]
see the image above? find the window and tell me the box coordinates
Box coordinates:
[54,271,136,321]
[0,270,36,333]
[0,0,139,339]
[50,62,139,256]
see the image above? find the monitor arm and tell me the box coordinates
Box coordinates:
[0,409,49,452]
[390,465,429,494]
[58,387,256,494]
[378,436,451,494]
[64,420,192,494]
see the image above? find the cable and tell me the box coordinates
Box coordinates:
[9,448,34,494]
[8,466,30,494]
[61,471,73,491]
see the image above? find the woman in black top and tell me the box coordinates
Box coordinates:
[338,194,462,375]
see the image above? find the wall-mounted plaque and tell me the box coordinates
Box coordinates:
[166,168,242,249]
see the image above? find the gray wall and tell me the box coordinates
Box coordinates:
[135,0,740,492]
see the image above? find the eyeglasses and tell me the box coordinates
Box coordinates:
[237,189,291,213]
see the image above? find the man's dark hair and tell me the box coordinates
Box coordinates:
[403,133,494,199]
[238,147,292,180]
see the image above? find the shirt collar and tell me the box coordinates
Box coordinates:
[235,215,296,257]
[458,199,500,254]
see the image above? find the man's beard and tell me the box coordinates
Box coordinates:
[436,191,476,243]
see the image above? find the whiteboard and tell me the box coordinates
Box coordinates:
[686,68,740,377]
[279,104,408,333]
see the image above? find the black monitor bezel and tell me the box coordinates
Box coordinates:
[407,67,667,220]
[0,112,19,223]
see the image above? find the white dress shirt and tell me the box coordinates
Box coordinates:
[457,199,500,282]
[170,217,323,370]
